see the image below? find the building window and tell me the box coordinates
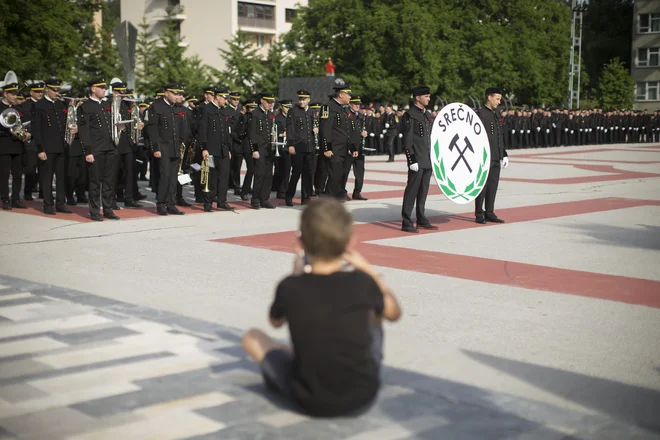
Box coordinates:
[639,48,660,67]
[285,8,297,23]
[238,2,275,28]
[637,82,660,101]
[639,13,660,33]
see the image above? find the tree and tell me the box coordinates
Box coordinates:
[597,58,634,110]
[71,28,123,92]
[216,32,265,95]
[134,7,213,97]
[0,0,101,82]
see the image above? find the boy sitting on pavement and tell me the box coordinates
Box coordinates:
[242,197,402,417]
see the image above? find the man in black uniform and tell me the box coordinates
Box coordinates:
[475,87,508,224]
[239,98,258,200]
[319,84,353,199]
[248,92,276,209]
[343,95,368,201]
[65,94,88,206]
[147,83,185,216]
[400,86,437,233]
[383,104,398,162]
[273,100,291,198]
[33,78,74,215]
[0,82,29,210]
[20,81,44,201]
[77,78,119,221]
[200,87,234,212]
[285,90,315,206]
[226,91,243,195]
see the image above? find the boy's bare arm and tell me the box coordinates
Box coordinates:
[343,251,402,322]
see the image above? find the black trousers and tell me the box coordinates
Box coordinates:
[286,152,313,200]
[203,156,231,204]
[252,151,274,203]
[475,161,501,218]
[314,153,328,195]
[157,156,179,207]
[88,150,118,215]
[0,153,23,202]
[230,151,243,190]
[341,154,365,195]
[115,151,135,203]
[66,155,88,200]
[324,154,345,198]
[401,167,432,228]
[241,153,255,195]
[39,152,66,208]
[23,142,38,196]
[273,153,291,196]
[385,134,396,160]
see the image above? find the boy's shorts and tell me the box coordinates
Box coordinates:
[259,325,384,406]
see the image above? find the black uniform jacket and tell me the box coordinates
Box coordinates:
[402,105,432,169]
[146,98,179,159]
[33,96,67,154]
[319,99,352,157]
[77,97,114,156]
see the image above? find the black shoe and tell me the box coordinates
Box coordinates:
[401,225,419,233]
[261,201,276,209]
[241,194,249,201]
[216,202,235,211]
[251,202,261,210]
[176,198,192,207]
[24,194,34,201]
[166,207,184,215]
[117,194,125,203]
[204,203,213,212]
[111,203,121,210]
[417,223,439,230]
[66,198,77,206]
[90,213,103,221]
[157,206,169,216]
[2,200,11,210]
[475,217,486,224]
[277,193,286,200]
[11,200,27,209]
[352,193,368,201]
[124,201,143,208]
[43,206,55,215]
[301,198,310,205]
[285,197,293,207]
[485,215,505,223]
[234,189,242,196]
[56,206,73,214]
[135,193,147,201]
[343,193,351,201]
[77,195,88,203]
[104,211,120,220]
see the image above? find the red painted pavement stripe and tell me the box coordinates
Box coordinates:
[216,197,660,308]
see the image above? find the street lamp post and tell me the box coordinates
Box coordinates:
[568,0,587,109]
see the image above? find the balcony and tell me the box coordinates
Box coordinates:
[238,16,275,29]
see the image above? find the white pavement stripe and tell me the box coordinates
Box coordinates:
[0,337,68,358]
[0,293,34,302]
[134,392,234,417]
[0,314,111,339]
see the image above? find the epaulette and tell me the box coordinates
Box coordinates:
[320,105,329,119]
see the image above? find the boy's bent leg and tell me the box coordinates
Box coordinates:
[242,329,294,400]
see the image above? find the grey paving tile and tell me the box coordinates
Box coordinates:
[580,421,660,440]
[0,351,173,387]
[0,426,17,440]
[0,383,48,403]
[0,295,51,308]
[0,359,51,381]
[415,408,540,440]
[182,423,276,440]
[0,331,54,344]
[196,396,284,426]
[214,345,247,359]
[50,326,139,345]
[0,407,97,438]
[279,415,384,440]
[72,367,226,418]
[58,293,124,309]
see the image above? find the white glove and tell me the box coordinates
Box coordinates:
[502,157,509,168]
[536,127,540,132]
[512,129,515,134]
[526,130,530,133]
[385,123,390,128]
[379,134,384,139]
[546,129,550,133]
[382,129,387,134]
[552,123,556,128]
[398,133,403,138]
[571,130,574,134]
[564,128,568,132]
[519,130,523,134]
[604,129,608,133]
[369,133,374,137]
[409,163,419,172]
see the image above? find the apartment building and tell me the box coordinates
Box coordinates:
[632,0,660,110]
[120,0,306,73]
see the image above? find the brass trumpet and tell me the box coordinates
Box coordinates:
[201,156,210,193]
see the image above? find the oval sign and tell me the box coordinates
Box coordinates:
[430,103,491,204]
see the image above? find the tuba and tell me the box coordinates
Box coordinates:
[111,94,135,146]
[0,108,31,142]
[129,101,141,144]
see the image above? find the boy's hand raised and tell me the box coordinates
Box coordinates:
[342,251,375,277]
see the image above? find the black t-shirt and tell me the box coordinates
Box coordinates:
[270,270,384,416]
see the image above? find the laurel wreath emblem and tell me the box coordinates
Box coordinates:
[433,140,488,201]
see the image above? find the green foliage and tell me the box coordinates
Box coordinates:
[597,58,634,110]
[216,32,265,96]
[134,7,212,97]
[71,27,123,93]
[286,0,573,105]
[0,0,102,82]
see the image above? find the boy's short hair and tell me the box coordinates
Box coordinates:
[300,197,353,261]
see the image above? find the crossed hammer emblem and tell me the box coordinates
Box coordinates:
[449,134,474,173]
